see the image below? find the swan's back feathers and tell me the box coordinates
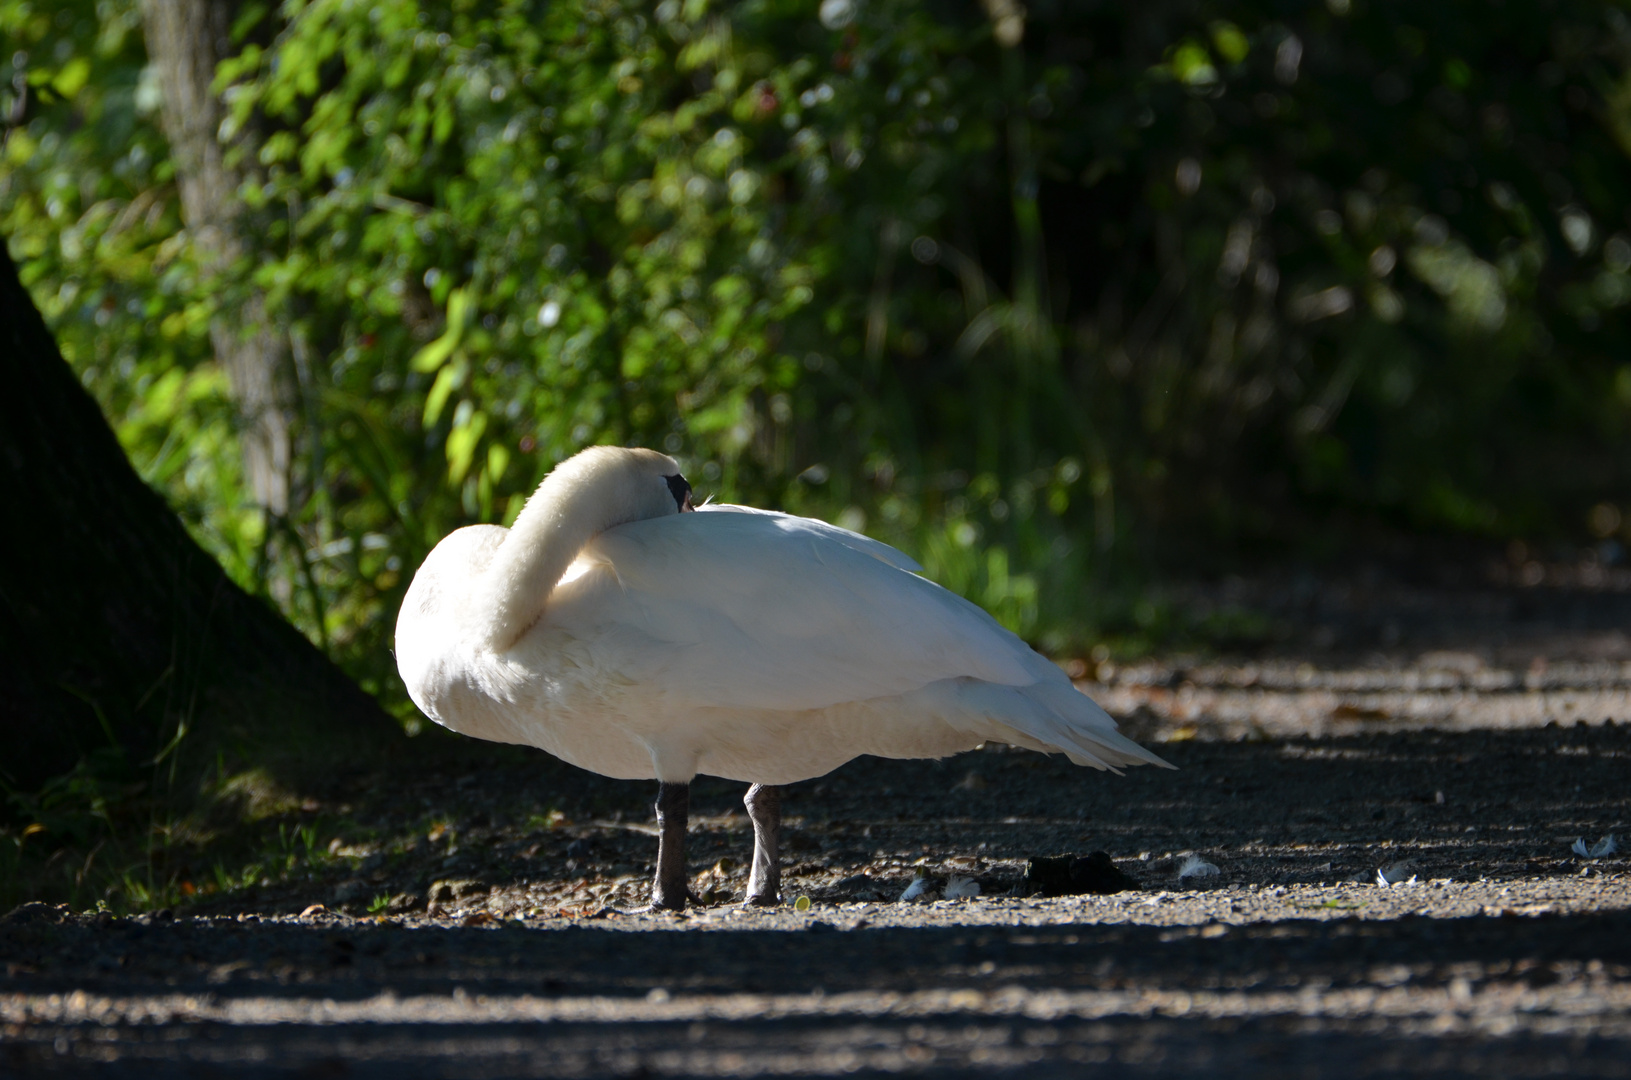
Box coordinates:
[694,503,924,573]
[570,508,1030,709]
[531,506,1169,775]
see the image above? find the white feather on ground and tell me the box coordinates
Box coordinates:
[1177,854,1220,880]
[1572,835,1619,858]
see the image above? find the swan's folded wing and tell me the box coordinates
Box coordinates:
[568,508,1056,713]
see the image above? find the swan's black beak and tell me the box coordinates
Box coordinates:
[666,474,694,513]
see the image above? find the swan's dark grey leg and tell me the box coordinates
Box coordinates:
[651,781,690,911]
[744,783,781,906]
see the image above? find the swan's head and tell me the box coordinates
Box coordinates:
[547,445,694,524]
[432,445,695,654]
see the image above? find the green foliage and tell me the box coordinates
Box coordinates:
[220,0,826,697]
[6,0,1631,706]
[0,0,258,573]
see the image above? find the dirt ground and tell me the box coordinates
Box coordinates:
[3,558,1631,1077]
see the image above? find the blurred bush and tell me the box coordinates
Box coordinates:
[5,0,1631,702]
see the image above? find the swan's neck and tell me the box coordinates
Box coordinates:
[475,472,636,651]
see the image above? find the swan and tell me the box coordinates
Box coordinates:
[395,446,1171,910]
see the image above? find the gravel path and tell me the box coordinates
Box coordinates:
[5,877,1630,1078]
[4,566,1630,1077]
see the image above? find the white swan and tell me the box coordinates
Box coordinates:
[396,446,1171,910]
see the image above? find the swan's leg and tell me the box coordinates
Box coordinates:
[744,783,781,906]
[651,781,690,911]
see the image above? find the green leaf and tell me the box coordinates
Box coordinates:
[1166,41,1216,86]
[422,363,462,427]
[51,58,91,99]
[409,288,470,372]
[487,442,511,483]
[1210,22,1249,65]
[446,408,488,483]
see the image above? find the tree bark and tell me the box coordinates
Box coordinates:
[139,0,293,515]
[0,246,395,802]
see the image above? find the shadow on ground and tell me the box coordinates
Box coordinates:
[185,721,1627,917]
[5,903,1630,1077]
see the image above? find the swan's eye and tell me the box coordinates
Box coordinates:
[664,473,693,512]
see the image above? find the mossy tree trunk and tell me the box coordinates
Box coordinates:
[0,246,396,806]
[140,0,294,516]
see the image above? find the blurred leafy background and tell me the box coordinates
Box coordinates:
[7,0,1631,721]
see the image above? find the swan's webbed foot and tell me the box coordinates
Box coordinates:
[628,888,707,917]
[650,781,691,911]
[743,783,781,907]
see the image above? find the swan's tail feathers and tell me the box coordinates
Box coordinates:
[1028,680,1177,770]
[926,678,1175,772]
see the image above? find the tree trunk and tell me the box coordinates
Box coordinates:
[0,246,395,803]
[139,0,292,516]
